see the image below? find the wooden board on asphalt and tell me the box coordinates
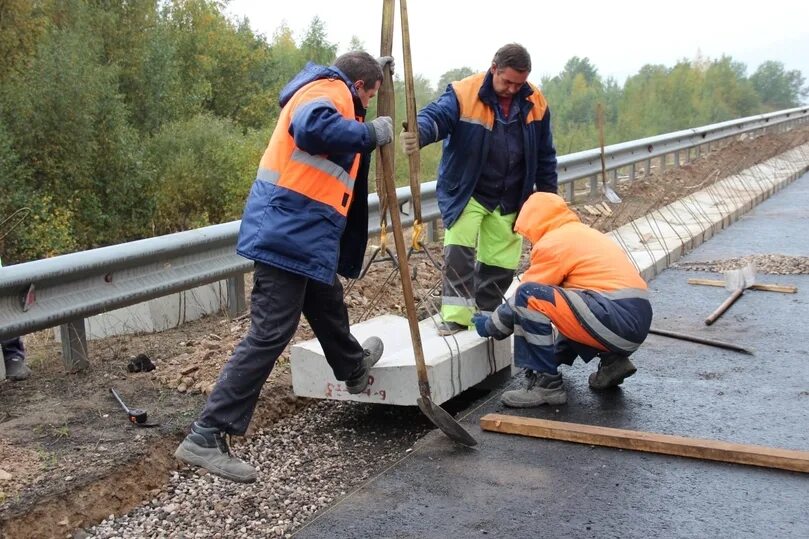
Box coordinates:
[687,278,797,294]
[480,413,809,473]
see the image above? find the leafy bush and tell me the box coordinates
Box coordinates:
[145,113,264,234]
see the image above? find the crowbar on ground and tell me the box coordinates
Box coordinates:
[648,326,753,355]
[704,262,756,325]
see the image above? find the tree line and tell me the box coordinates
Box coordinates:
[1,0,806,264]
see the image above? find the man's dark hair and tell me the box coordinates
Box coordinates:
[492,43,531,73]
[334,51,383,88]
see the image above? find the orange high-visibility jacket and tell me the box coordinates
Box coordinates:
[237,64,376,283]
[515,192,653,352]
[414,71,557,228]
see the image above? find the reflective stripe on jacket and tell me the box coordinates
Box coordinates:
[237,64,375,283]
[514,193,653,352]
[415,71,558,228]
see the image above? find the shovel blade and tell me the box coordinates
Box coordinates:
[604,185,622,204]
[724,262,756,291]
[417,396,477,447]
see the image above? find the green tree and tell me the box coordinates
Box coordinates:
[0,0,151,256]
[698,56,760,123]
[750,60,808,110]
[145,114,264,233]
[617,64,673,140]
[347,35,365,52]
[0,0,48,80]
[560,56,600,85]
[300,16,337,65]
[542,57,608,152]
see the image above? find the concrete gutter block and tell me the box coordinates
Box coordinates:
[55,280,230,341]
[290,314,511,406]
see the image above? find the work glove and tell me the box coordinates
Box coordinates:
[377,55,395,75]
[399,129,419,155]
[471,312,492,338]
[368,116,393,147]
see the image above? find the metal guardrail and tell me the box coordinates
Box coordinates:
[2,106,808,369]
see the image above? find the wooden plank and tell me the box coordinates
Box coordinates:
[687,278,797,294]
[480,413,809,473]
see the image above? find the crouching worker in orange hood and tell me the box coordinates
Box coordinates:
[471,193,653,407]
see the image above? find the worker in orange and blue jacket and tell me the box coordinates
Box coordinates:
[175,52,395,482]
[400,43,557,336]
[472,193,653,407]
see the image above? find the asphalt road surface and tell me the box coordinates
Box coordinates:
[295,172,809,539]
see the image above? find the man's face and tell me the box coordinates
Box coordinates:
[355,80,381,108]
[490,65,529,98]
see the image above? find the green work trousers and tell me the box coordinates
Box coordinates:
[441,198,522,326]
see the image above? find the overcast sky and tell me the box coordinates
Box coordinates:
[225,0,809,91]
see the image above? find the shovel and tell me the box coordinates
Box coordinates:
[704,262,756,325]
[377,0,476,446]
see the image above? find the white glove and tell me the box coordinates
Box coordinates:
[399,129,419,155]
[378,56,395,76]
[368,116,393,147]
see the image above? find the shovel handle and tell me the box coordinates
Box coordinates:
[704,288,744,326]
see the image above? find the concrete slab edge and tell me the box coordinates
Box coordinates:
[608,144,809,281]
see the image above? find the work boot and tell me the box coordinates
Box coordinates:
[436,321,468,336]
[588,355,637,390]
[346,337,384,394]
[501,370,567,408]
[4,356,32,381]
[174,422,257,483]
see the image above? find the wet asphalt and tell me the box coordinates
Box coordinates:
[295,172,809,539]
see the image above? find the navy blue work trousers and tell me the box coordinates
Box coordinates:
[1,337,24,361]
[200,262,363,435]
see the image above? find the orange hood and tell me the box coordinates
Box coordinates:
[514,193,580,244]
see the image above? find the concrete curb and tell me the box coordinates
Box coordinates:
[609,143,809,280]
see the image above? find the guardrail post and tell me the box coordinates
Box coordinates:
[563,182,574,201]
[589,175,598,197]
[227,274,247,317]
[660,154,667,172]
[426,220,439,243]
[629,163,636,182]
[60,319,89,372]
[645,158,652,176]
[674,151,680,168]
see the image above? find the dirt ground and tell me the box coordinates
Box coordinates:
[1,125,808,537]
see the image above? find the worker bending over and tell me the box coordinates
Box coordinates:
[472,193,653,407]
